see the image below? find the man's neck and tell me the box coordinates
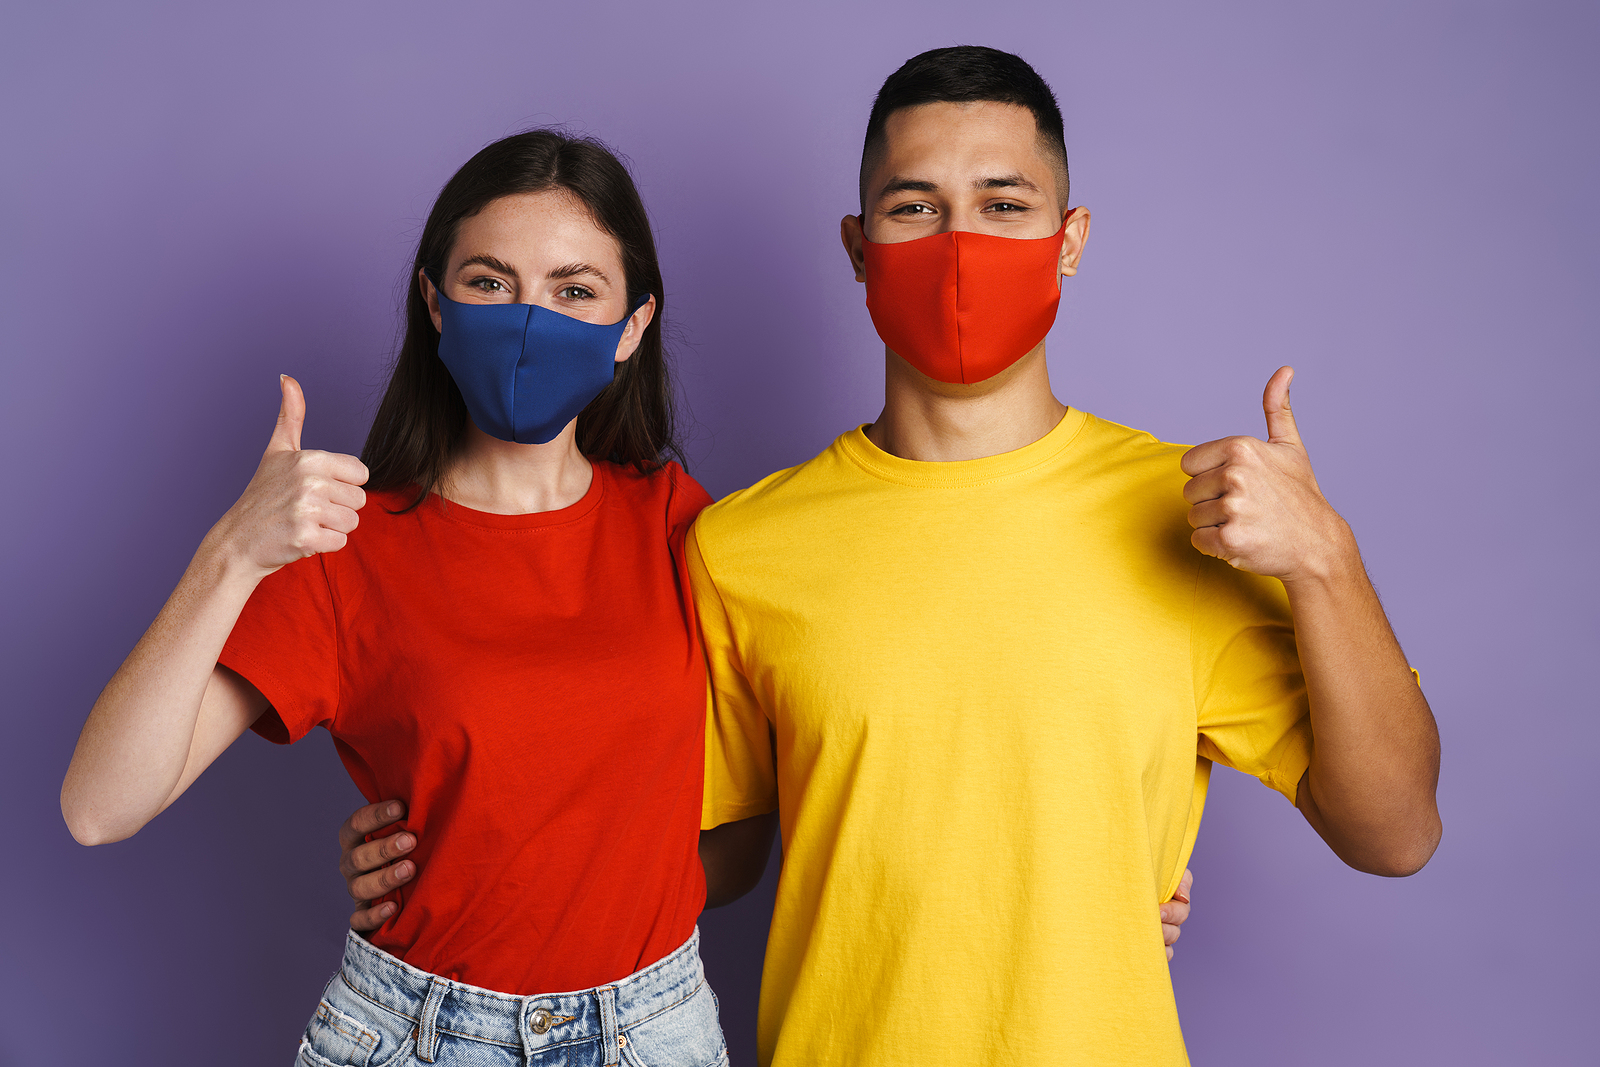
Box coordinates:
[864,343,1068,462]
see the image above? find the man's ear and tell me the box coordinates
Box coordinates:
[1058,206,1091,279]
[420,269,443,333]
[840,215,868,283]
[615,294,657,363]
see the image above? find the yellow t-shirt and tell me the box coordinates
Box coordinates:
[691,408,1312,1066]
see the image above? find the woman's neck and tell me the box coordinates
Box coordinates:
[438,422,593,515]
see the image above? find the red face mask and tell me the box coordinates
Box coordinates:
[861,218,1067,385]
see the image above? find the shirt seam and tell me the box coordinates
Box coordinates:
[422,466,609,532]
[689,525,757,693]
[318,553,343,735]
[836,411,1090,489]
[1188,551,1204,738]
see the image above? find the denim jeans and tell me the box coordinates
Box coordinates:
[296,927,728,1067]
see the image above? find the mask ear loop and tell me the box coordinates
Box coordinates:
[623,290,652,320]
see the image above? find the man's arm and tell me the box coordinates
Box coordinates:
[339,800,416,931]
[335,802,782,928]
[1182,367,1441,877]
[700,811,779,907]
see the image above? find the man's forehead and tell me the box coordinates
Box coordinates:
[875,101,1056,181]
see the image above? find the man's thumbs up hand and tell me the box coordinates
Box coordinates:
[1261,365,1301,446]
[1179,367,1356,583]
[210,375,371,578]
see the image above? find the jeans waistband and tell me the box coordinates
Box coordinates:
[333,927,705,1060]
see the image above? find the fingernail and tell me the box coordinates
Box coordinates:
[395,861,413,879]
[1160,906,1171,922]
[395,834,414,851]
[381,903,395,918]
[387,802,401,817]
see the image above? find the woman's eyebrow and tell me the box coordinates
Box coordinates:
[456,254,520,278]
[548,262,611,285]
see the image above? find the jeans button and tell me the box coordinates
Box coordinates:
[530,1008,554,1035]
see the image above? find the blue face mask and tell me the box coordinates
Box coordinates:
[430,276,649,445]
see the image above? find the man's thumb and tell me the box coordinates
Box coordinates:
[1262,365,1299,444]
[268,374,305,452]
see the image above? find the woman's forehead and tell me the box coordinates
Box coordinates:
[450,190,621,272]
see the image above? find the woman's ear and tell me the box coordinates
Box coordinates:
[840,215,868,283]
[420,269,443,333]
[1058,206,1091,279]
[615,294,657,363]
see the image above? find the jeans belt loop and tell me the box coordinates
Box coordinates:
[598,985,621,1066]
[416,976,449,1063]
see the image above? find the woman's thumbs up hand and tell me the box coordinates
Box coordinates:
[210,375,370,577]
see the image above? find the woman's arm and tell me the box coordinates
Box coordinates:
[61,376,367,844]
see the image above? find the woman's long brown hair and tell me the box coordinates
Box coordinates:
[362,129,684,510]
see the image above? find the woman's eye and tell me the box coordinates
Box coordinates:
[471,278,507,293]
[559,285,595,300]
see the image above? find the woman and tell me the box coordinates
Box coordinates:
[62,129,739,1067]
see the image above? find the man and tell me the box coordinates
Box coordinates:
[343,45,1439,1066]
[687,46,1438,1065]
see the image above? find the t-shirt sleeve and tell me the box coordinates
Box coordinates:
[217,554,340,745]
[686,521,779,830]
[1191,556,1313,804]
[664,462,716,539]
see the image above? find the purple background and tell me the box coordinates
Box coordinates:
[3,2,1595,1064]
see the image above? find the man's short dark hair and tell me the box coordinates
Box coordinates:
[859,46,1069,212]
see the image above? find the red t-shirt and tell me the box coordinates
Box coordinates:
[218,460,712,995]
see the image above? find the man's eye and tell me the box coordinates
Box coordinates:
[559,285,595,300]
[988,202,1025,212]
[890,203,934,216]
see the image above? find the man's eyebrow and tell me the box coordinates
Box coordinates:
[975,173,1041,193]
[875,174,1043,201]
[455,254,520,278]
[548,262,611,285]
[876,176,939,200]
